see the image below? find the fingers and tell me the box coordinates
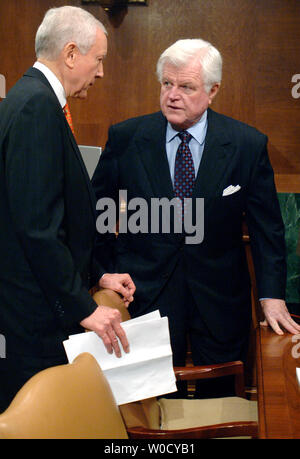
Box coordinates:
[265,310,300,335]
[279,317,300,335]
[123,298,131,308]
[264,318,300,336]
[99,273,136,305]
[113,322,130,354]
[102,326,129,358]
[124,276,136,296]
[80,306,130,357]
[260,298,300,335]
[105,327,122,357]
[261,317,284,335]
[260,319,268,327]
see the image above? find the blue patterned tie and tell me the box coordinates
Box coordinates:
[173,131,195,219]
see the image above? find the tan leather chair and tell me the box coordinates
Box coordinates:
[94,289,258,439]
[0,352,128,439]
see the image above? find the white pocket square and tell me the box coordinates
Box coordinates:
[222,185,241,196]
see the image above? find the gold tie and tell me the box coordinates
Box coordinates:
[63,102,75,135]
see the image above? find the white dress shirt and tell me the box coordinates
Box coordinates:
[33,61,66,108]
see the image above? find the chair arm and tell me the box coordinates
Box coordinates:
[174,361,246,398]
[174,360,244,380]
[92,288,131,322]
[127,421,258,439]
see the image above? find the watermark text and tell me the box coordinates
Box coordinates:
[291,74,300,99]
[0,74,5,98]
[0,334,6,358]
[96,191,204,245]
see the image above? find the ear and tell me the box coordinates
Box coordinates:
[63,42,79,69]
[208,83,220,104]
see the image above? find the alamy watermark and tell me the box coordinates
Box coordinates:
[96,191,204,244]
[291,74,300,99]
[0,334,6,358]
[291,334,300,359]
[0,74,5,98]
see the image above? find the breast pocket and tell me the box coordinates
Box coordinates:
[202,189,246,246]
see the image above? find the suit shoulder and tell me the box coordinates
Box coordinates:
[209,109,267,142]
[109,112,163,136]
[3,77,58,121]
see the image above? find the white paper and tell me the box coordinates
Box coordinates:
[63,311,177,405]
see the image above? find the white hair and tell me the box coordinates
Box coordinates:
[35,6,107,60]
[156,38,222,93]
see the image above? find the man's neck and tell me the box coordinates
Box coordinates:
[37,58,68,96]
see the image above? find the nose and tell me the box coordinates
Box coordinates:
[96,62,104,78]
[168,85,180,100]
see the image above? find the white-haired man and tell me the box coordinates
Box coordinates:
[0,6,135,412]
[92,38,300,397]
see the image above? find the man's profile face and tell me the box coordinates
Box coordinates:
[70,28,107,99]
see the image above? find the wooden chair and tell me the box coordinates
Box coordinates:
[93,289,259,439]
[0,352,128,439]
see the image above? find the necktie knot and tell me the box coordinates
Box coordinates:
[178,131,192,144]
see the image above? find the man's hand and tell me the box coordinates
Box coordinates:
[260,298,300,335]
[99,273,136,307]
[80,305,129,357]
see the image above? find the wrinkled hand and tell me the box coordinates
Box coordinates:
[260,298,300,335]
[80,305,129,357]
[99,273,136,307]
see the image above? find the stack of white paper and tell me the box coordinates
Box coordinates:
[63,311,177,405]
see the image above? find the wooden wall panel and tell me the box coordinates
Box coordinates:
[0,0,299,190]
[255,0,300,179]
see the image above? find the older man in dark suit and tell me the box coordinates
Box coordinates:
[92,38,300,396]
[0,6,135,413]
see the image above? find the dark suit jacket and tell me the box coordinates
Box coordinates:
[92,109,286,344]
[0,67,102,358]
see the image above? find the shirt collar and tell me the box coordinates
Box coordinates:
[33,61,66,108]
[166,110,208,145]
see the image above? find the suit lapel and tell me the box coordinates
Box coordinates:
[135,112,174,199]
[193,108,235,198]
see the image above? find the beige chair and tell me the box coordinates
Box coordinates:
[0,352,128,439]
[94,289,259,439]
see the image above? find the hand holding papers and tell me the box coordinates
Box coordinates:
[79,304,129,358]
[63,311,177,405]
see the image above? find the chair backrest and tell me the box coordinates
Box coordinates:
[0,352,128,439]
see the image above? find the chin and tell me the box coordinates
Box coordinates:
[79,92,88,99]
[166,115,185,128]
[73,89,88,99]
[168,119,187,131]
